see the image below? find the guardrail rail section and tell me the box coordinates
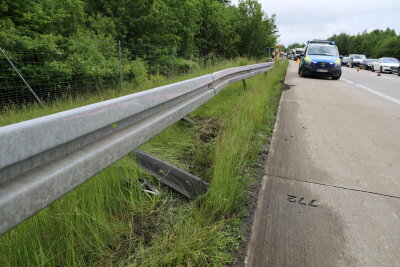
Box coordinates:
[0,62,274,235]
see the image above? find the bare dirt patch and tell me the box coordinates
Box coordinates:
[179,116,222,181]
[194,116,222,143]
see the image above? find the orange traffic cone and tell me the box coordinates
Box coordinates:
[296,58,300,63]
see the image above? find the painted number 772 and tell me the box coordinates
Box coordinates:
[287,195,319,207]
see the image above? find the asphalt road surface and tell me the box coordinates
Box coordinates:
[341,66,400,104]
[245,61,400,267]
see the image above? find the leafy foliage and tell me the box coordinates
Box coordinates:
[0,0,278,95]
[328,28,400,58]
[284,43,306,51]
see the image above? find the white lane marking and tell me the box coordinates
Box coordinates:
[394,212,398,219]
[341,77,400,106]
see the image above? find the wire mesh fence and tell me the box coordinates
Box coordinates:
[0,35,222,110]
[0,39,120,108]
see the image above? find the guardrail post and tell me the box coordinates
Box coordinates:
[242,79,247,90]
[181,116,195,125]
[118,40,123,93]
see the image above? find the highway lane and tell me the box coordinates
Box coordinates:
[341,66,400,102]
[245,61,400,266]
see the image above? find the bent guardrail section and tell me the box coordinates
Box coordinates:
[0,62,274,235]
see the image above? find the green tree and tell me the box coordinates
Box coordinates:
[0,0,280,96]
[329,28,399,58]
[196,0,239,58]
[286,43,306,50]
[236,0,277,57]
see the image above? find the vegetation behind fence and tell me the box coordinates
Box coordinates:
[0,0,279,107]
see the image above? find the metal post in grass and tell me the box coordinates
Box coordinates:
[118,40,123,93]
[172,47,175,73]
[242,79,247,90]
[0,47,45,108]
[197,50,200,67]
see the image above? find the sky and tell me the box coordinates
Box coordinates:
[231,0,400,47]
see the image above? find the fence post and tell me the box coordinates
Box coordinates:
[0,47,45,108]
[118,40,123,93]
[172,48,175,73]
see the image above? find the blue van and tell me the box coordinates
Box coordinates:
[298,40,341,80]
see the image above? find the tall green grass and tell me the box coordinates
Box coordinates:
[0,59,288,266]
[124,61,288,266]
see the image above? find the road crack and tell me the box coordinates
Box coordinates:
[265,173,400,199]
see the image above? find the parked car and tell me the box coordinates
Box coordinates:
[341,56,350,66]
[347,54,366,68]
[398,66,400,76]
[298,40,341,80]
[360,58,377,70]
[371,57,400,73]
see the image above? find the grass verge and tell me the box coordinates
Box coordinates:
[0,59,288,266]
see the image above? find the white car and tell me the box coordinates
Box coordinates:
[371,57,400,73]
[347,54,366,68]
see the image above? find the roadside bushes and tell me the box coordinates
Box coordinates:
[124,58,149,85]
[0,30,120,97]
[65,30,119,79]
[1,0,279,107]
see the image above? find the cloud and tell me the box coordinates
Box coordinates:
[231,0,400,46]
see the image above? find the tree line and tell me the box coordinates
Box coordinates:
[0,0,278,95]
[328,28,400,58]
[282,43,305,51]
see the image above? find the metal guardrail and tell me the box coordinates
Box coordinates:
[0,62,274,235]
